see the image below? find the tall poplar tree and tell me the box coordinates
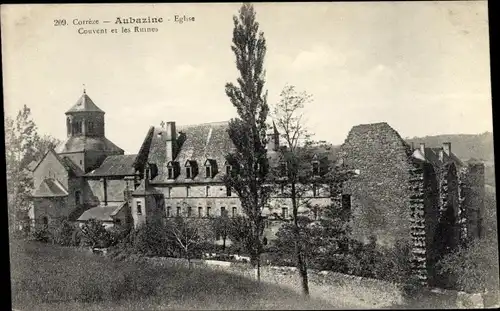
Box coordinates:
[224,3,270,281]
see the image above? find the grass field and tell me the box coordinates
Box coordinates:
[9,239,336,310]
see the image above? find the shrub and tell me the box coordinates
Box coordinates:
[80,219,112,249]
[50,219,76,246]
[30,226,50,243]
[436,237,499,293]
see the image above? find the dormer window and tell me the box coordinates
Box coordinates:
[167,161,179,179]
[204,159,217,178]
[185,160,198,179]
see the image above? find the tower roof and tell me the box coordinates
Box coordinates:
[65,91,104,114]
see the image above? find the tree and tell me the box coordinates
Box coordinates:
[5,106,39,233]
[224,3,271,281]
[80,219,112,249]
[166,216,214,269]
[211,209,231,251]
[5,105,61,234]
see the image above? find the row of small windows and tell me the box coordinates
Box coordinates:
[67,118,100,135]
[166,159,321,180]
[165,206,238,218]
[166,185,231,197]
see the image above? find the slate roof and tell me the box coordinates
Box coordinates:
[77,202,126,222]
[56,136,124,154]
[60,156,85,176]
[33,178,69,197]
[86,154,138,177]
[66,92,104,114]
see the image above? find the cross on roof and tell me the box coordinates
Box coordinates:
[160,121,165,128]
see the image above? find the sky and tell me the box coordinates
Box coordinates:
[2,2,492,155]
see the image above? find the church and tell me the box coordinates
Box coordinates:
[28,91,485,286]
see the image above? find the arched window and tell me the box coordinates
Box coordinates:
[41,216,48,225]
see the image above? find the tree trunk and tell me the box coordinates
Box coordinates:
[291,182,310,297]
[186,249,192,269]
[223,235,227,251]
[254,256,261,282]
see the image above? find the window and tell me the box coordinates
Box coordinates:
[186,186,190,197]
[186,167,192,179]
[75,191,81,205]
[205,166,212,178]
[42,216,48,225]
[232,206,237,218]
[167,167,174,179]
[312,161,320,176]
[198,206,203,218]
[167,187,172,198]
[166,206,171,217]
[220,206,226,217]
[176,206,181,217]
[313,184,317,197]
[281,207,289,219]
[206,185,210,197]
[115,218,121,225]
[136,201,142,215]
[342,194,351,212]
[225,164,232,175]
[280,184,285,195]
[187,206,192,217]
[206,206,211,218]
[226,186,231,197]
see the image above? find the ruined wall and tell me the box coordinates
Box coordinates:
[339,123,414,247]
[462,163,485,241]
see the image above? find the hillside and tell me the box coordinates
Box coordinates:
[405,132,494,164]
[327,132,495,186]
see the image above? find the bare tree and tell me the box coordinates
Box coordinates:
[166,215,213,269]
[270,85,356,296]
[224,3,271,281]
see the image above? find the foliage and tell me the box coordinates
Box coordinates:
[30,225,51,243]
[5,105,61,233]
[50,218,78,246]
[114,220,175,258]
[436,237,499,293]
[166,217,215,265]
[211,209,231,251]
[80,219,113,249]
[224,3,271,278]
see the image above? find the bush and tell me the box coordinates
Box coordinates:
[436,237,499,293]
[30,226,50,243]
[80,219,113,249]
[51,219,76,246]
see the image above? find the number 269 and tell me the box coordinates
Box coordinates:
[54,19,67,26]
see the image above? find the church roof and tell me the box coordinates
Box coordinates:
[56,136,124,154]
[66,92,104,114]
[86,154,138,177]
[77,202,126,222]
[32,178,69,197]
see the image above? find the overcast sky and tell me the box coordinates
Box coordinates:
[2,2,491,154]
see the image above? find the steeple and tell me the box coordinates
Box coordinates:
[65,88,104,114]
[65,89,106,138]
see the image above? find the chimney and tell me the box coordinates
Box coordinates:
[165,121,177,162]
[442,142,451,156]
[419,143,425,156]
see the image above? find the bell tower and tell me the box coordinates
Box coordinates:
[57,87,124,173]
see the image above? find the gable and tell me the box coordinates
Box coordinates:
[33,150,70,191]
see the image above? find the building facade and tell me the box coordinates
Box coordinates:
[27,92,485,285]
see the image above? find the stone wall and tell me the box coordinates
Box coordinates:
[338,123,414,247]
